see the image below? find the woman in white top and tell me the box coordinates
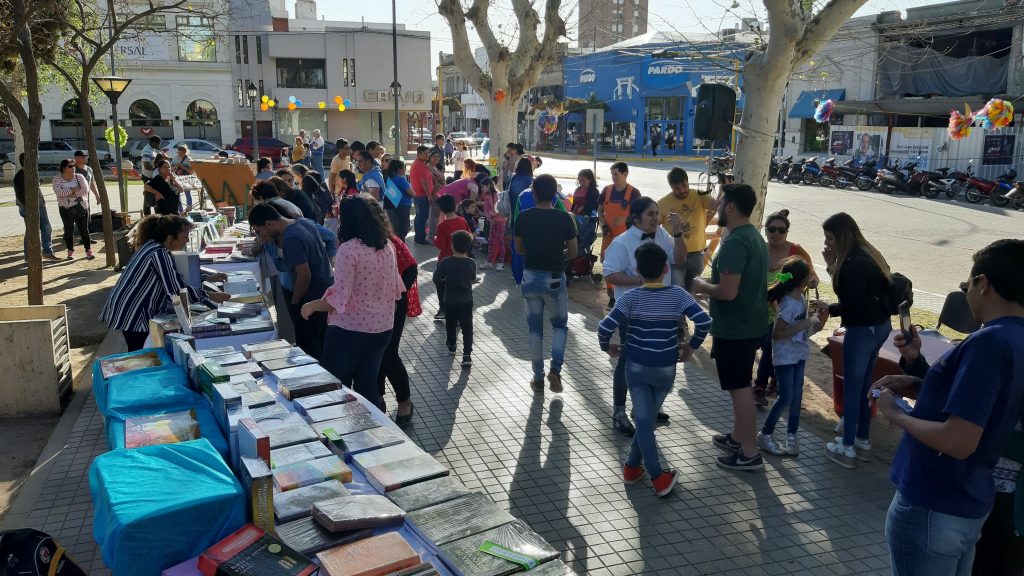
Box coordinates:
[452,140,470,180]
[53,158,93,260]
[310,129,326,180]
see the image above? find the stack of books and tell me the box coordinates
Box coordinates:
[316,532,421,576]
[196,524,315,576]
[406,493,515,549]
[264,364,342,400]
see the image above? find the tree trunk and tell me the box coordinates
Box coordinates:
[20,116,45,304]
[732,53,791,226]
[77,79,116,267]
[487,97,519,177]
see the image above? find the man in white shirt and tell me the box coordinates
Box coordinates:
[602,196,688,436]
[73,150,101,205]
[140,135,162,215]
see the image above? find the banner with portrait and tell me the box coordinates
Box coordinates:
[845,127,886,168]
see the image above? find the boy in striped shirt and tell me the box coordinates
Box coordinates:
[598,243,712,497]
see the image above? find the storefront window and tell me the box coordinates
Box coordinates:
[644,96,686,121]
[802,119,829,152]
[176,16,216,62]
[276,59,326,89]
[277,109,327,142]
[128,99,162,125]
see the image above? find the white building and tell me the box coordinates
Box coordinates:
[232,0,432,154]
[38,1,236,152]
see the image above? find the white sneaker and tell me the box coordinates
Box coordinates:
[853,438,871,462]
[496,263,505,271]
[824,437,856,469]
[756,432,786,456]
[785,434,799,456]
[480,261,492,270]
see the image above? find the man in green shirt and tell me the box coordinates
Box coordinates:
[692,183,769,471]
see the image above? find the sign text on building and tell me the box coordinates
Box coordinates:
[363,90,425,104]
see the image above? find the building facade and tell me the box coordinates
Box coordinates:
[563,32,748,155]
[782,0,1024,178]
[578,0,649,51]
[34,2,236,155]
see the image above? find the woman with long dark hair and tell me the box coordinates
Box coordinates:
[508,157,534,200]
[101,215,230,350]
[820,212,892,469]
[382,158,414,242]
[301,194,405,408]
[572,168,600,215]
[366,200,420,426]
[270,173,317,221]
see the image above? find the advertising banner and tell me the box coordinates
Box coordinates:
[830,131,853,156]
[838,127,886,167]
[982,134,1015,165]
[889,127,931,169]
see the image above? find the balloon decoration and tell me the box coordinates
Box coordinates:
[343,99,351,107]
[947,105,973,141]
[975,98,1013,130]
[494,89,506,104]
[104,125,128,148]
[261,95,269,103]
[334,96,343,105]
[814,99,834,123]
[268,99,276,107]
[288,95,296,104]
[536,110,558,135]
[261,103,269,111]
[338,104,346,112]
[318,101,326,109]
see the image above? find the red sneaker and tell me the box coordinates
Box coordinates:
[651,470,678,497]
[622,464,645,485]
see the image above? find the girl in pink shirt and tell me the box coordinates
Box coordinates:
[302,194,405,408]
[480,177,507,270]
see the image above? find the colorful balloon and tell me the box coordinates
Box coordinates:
[975,98,1014,130]
[339,104,346,112]
[268,100,276,107]
[334,96,343,104]
[947,107,973,141]
[288,102,296,110]
[295,100,302,106]
[288,95,296,103]
[814,99,835,124]
[318,101,326,109]
[343,99,351,107]
[260,103,269,112]
[261,95,268,103]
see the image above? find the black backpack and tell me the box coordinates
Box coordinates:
[880,272,913,315]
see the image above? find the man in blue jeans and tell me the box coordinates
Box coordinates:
[513,174,578,393]
[871,239,1024,575]
[14,153,58,261]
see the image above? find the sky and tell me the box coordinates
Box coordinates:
[293,0,946,73]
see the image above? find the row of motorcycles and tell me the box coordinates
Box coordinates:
[768,155,1024,209]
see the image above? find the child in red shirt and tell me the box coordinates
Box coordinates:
[433,194,471,321]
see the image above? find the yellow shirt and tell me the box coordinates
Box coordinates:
[658,191,714,253]
[291,143,306,162]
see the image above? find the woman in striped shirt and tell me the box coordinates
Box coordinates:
[100,215,231,351]
[53,158,94,260]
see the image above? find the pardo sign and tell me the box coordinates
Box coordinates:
[363,90,425,104]
[579,69,596,84]
[645,60,689,90]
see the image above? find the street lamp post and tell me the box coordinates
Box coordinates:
[247,82,260,161]
[92,75,132,213]
[391,0,401,157]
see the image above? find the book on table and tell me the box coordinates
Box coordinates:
[251,346,309,364]
[436,520,561,576]
[303,401,370,423]
[100,350,163,379]
[386,476,474,513]
[203,352,248,366]
[350,442,426,472]
[274,480,349,523]
[382,564,442,576]
[239,457,275,536]
[242,339,292,358]
[124,410,201,448]
[315,532,421,576]
[238,417,270,466]
[260,354,318,373]
[311,414,381,438]
[311,494,406,532]
[275,517,372,557]
[270,440,333,469]
[221,362,264,379]
[249,402,290,421]
[364,454,449,494]
[323,427,405,460]
[273,455,352,491]
[280,373,342,400]
[406,493,515,548]
[196,523,315,576]
[293,389,357,418]
[240,388,278,409]
[261,421,319,450]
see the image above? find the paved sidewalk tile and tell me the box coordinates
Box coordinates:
[6,243,897,575]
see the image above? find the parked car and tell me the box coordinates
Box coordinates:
[449,131,470,145]
[226,137,290,161]
[127,139,150,163]
[162,138,245,160]
[37,141,112,169]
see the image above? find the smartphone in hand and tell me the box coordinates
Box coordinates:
[898,301,913,344]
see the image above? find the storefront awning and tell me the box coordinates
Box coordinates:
[833,95,999,117]
[789,89,846,118]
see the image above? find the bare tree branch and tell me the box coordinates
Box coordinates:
[437,0,492,94]
[795,0,869,67]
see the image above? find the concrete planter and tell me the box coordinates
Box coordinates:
[0,305,73,417]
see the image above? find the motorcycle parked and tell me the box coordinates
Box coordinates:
[801,156,824,185]
[921,166,971,199]
[964,168,1017,205]
[1003,182,1024,210]
[817,158,850,188]
[875,160,918,194]
[784,158,807,184]
[835,159,877,191]
[772,156,793,181]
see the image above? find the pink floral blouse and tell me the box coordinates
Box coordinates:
[324,239,405,333]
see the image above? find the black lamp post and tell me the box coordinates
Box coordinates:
[391,0,400,156]
[92,75,132,212]
[247,81,259,160]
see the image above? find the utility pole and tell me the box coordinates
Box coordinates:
[390,0,401,157]
[437,51,444,137]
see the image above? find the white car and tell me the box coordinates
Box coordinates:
[449,131,471,145]
[162,138,245,160]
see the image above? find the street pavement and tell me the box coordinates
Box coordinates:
[4,240,898,575]
[4,157,1019,302]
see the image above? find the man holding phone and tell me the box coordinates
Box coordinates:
[870,239,1024,575]
[658,167,719,292]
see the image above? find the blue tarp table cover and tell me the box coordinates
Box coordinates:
[105,399,229,460]
[103,365,194,418]
[92,348,174,415]
[90,439,245,576]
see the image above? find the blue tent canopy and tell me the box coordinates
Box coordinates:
[789,89,846,118]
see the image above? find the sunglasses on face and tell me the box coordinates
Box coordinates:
[765,226,788,234]
[960,275,982,293]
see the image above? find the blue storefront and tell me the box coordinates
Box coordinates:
[563,39,747,156]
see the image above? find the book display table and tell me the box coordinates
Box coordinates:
[88,340,573,576]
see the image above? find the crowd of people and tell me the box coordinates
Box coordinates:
[79,128,1023,576]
